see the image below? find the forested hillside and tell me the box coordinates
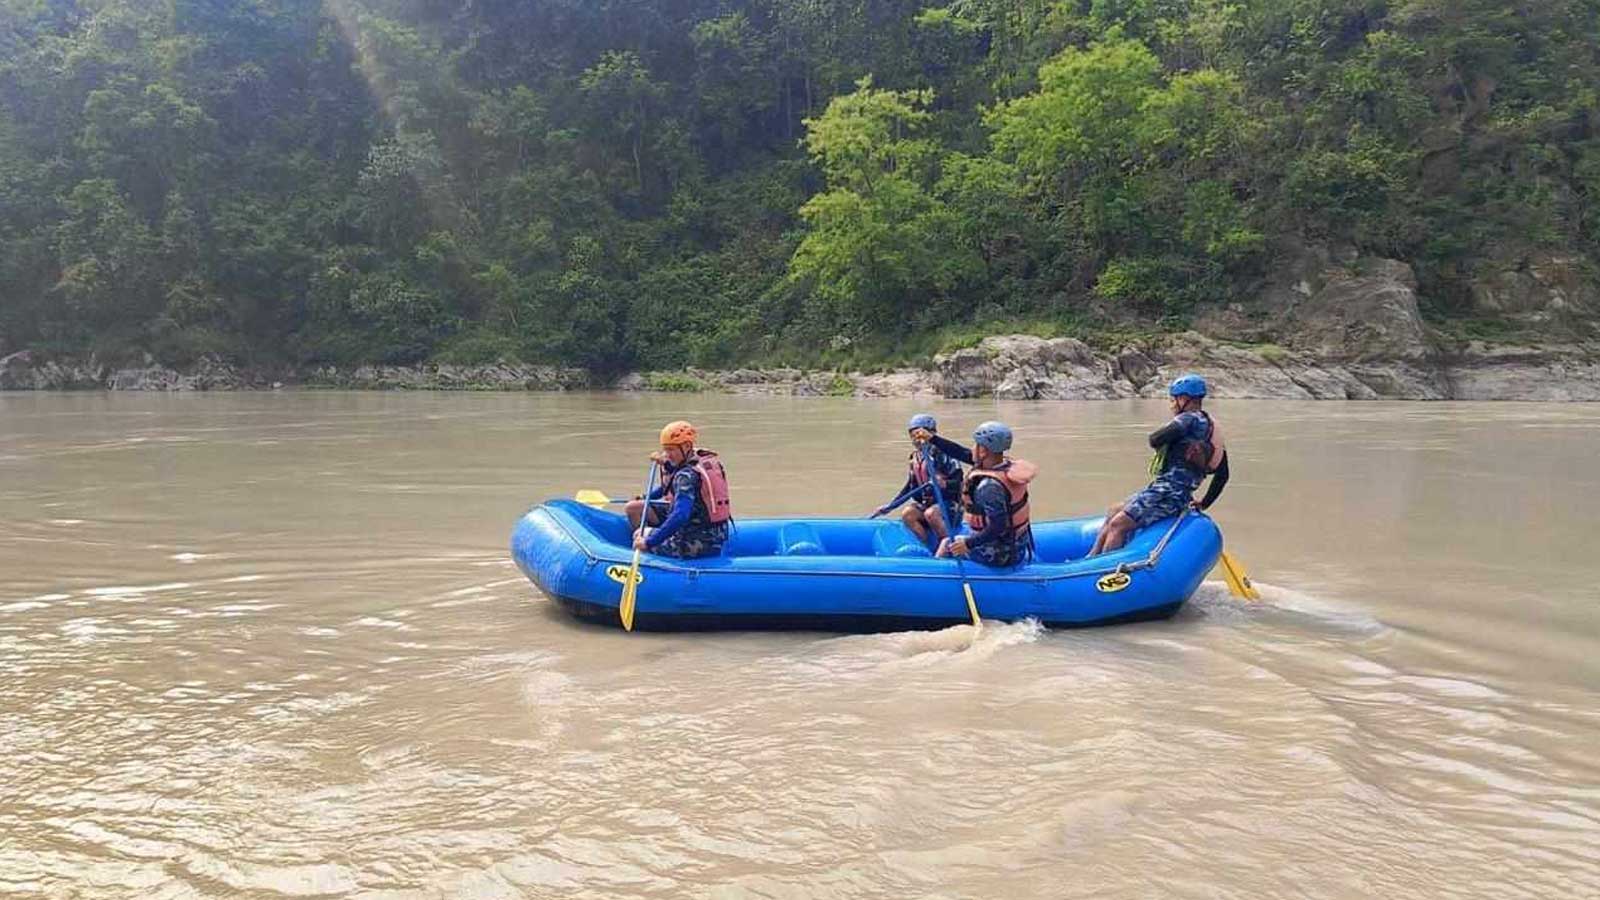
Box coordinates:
[3,1,1598,374]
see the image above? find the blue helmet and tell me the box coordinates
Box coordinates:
[907,413,937,433]
[1169,374,1208,399]
[973,420,1013,453]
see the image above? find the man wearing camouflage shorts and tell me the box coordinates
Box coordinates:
[1089,374,1231,557]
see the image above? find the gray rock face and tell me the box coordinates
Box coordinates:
[924,320,1588,402]
[617,366,939,397]
[1114,348,1159,390]
[103,355,249,391]
[1444,343,1600,401]
[319,363,587,390]
[5,336,1596,399]
[1471,254,1598,323]
[853,371,938,397]
[936,336,1133,400]
[1,351,104,389]
[1283,259,1433,362]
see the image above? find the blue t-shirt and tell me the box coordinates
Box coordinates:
[646,466,706,548]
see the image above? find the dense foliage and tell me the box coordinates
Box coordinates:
[3,1,1598,371]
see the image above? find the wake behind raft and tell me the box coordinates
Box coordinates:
[511,499,1223,632]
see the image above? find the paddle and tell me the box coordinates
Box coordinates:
[922,446,981,630]
[576,489,620,508]
[618,462,658,632]
[1218,549,1261,601]
[578,489,670,511]
[868,481,933,519]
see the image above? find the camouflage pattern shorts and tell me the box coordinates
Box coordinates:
[1122,480,1192,528]
[969,537,1029,569]
[653,523,729,560]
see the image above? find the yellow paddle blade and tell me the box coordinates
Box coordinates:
[619,547,642,631]
[963,582,981,630]
[1219,551,1262,601]
[1216,556,1244,596]
[576,489,612,509]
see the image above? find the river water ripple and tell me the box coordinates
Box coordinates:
[2,393,1597,898]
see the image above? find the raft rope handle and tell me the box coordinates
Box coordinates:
[545,504,1197,584]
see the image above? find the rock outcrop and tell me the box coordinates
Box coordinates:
[911,247,1596,400]
[1443,343,1600,401]
[105,355,255,391]
[936,335,1133,400]
[307,363,588,391]
[613,366,943,397]
[1470,254,1598,328]
[1,351,105,390]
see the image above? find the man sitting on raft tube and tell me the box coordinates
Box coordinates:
[624,420,733,559]
[1089,374,1231,557]
[926,421,1038,568]
[873,413,965,548]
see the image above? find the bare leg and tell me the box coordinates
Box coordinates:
[900,506,929,543]
[923,505,950,542]
[1088,502,1127,557]
[625,498,646,532]
[1089,511,1137,557]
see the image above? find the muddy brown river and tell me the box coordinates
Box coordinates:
[2,392,1597,898]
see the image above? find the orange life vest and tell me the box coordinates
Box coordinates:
[962,458,1037,538]
[664,449,732,524]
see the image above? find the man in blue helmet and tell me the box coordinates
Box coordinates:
[874,413,965,546]
[927,421,1038,568]
[1089,374,1230,556]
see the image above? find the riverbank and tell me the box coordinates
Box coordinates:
[5,333,1599,400]
[7,247,1597,400]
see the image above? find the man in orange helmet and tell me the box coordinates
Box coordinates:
[624,420,733,559]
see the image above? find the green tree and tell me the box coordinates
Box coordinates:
[580,51,668,199]
[788,78,982,332]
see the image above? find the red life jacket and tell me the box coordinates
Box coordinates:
[909,451,931,485]
[962,458,1038,537]
[664,449,733,524]
[909,448,963,499]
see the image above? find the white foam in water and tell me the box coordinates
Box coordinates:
[876,617,1045,659]
[85,582,193,597]
[1259,583,1389,636]
[1188,578,1388,638]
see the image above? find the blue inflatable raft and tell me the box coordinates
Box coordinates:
[512,500,1223,632]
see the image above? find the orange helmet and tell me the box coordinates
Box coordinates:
[659,420,697,447]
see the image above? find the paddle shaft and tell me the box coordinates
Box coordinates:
[871,479,934,518]
[578,490,670,507]
[922,446,981,629]
[619,462,659,631]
